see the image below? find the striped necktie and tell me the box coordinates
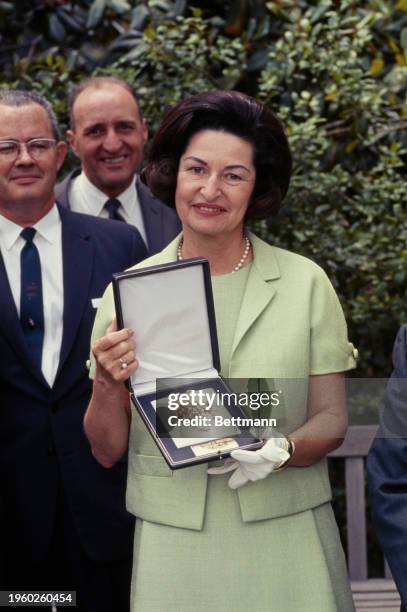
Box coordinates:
[104,198,125,222]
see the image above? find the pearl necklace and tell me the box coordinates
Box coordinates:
[177,235,251,273]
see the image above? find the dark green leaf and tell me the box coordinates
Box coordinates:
[108,0,131,15]
[66,49,79,71]
[174,0,187,17]
[86,0,107,29]
[253,16,270,41]
[56,8,85,34]
[130,5,149,30]
[247,48,270,71]
[109,35,143,52]
[309,3,331,24]
[48,13,66,43]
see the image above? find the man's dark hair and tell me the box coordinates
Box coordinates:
[142,90,292,220]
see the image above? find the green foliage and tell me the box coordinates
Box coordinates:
[254,1,407,375]
[0,0,406,375]
[101,12,246,131]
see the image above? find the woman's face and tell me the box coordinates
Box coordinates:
[175,129,256,240]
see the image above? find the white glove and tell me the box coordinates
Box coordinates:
[207,436,291,490]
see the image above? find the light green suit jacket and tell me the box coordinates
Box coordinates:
[91,232,357,530]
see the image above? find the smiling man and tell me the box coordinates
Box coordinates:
[56,76,180,254]
[0,89,147,610]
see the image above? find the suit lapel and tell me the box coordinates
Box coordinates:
[57,206,94,374]
[0,250,49,386]
[231,234,280,358]
[137,180,163,253]
[55,167,82,209]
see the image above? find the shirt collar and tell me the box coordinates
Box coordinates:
[34,204,61,244]
[0,204,60,250]
[77,171,139,216]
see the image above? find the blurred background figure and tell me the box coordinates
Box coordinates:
[367,325,407,611]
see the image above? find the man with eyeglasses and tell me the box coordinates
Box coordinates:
[0,89,147,610]
[56,75,181,253]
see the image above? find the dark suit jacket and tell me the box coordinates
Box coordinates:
[367,324,407,609]
[0,205,147,566]
[55,168,181,255]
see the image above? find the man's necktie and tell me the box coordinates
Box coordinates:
[104,198,125,222]
[20,227,44,368]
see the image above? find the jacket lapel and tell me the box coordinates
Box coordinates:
[56,205,94,375]
[153,233,281,372]
[152,233,281,364]
[55,167,82,209]
[230,233,280,358]
[0,250,49,386]
[137,179,163,253]
[58,173,168,253]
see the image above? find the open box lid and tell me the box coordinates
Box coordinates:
[112,258,220,396]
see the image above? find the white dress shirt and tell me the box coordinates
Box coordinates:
[69,171,147,245]
[0,205,63,386]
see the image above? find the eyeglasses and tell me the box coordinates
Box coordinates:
[0,139,57,161]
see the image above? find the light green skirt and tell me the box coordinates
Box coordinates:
[131,473,354,612]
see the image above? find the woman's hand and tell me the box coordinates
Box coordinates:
[208,373,348,489]
[92,320,138,385]
[207,436,291,489]
[84,320,137,468]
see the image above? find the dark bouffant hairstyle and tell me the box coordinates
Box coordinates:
[142,90,292,220]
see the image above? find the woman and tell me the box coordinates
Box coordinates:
[85,91,357,611]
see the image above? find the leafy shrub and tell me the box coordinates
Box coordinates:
[256,1,407,375]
